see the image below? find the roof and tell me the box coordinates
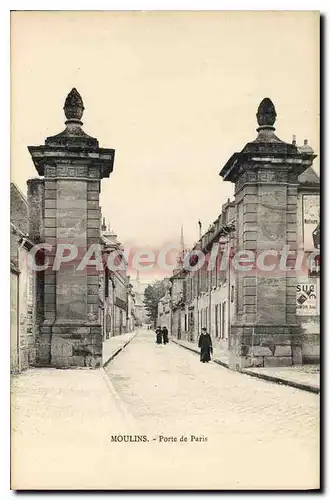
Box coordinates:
[298,166,320,186]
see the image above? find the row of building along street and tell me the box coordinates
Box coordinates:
[10,89,320,374]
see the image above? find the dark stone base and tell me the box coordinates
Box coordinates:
[37,323,102,368]
[302,333,320,364]
[228,323,303,371]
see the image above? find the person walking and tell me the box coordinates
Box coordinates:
[155,326,163,345]
[162,326,169,345]
[198,327,213,363]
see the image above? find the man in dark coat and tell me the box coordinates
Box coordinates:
[162,326,169,345]
[155,327,163,344]
[198,327,213,363]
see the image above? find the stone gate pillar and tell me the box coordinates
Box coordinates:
[28,88,115,368]
[220,98,316,370]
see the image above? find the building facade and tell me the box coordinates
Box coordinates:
[10,183,37,372]
[163,98,320,369]
[100,220,135,337]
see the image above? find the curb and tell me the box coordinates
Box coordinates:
[171,338,319,395]
[100,368,137,430]
[103,331,137,368]
[240,369,320,395]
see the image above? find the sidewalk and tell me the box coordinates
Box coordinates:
[11,366,134,489]
[102,331,136,367]
[171,337,320,394]
[242,365,320,394]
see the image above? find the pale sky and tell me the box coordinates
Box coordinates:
[11,11,319,260]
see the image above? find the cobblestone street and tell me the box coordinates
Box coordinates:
[104,329,320,489]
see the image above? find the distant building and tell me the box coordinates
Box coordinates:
[131,271,148,326]
[100,219,132,337]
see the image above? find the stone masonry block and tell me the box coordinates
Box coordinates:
[87,209,100,219]
[44,293,56,303]
[76,327,91,334]
[286,232,297,242]
[44,218,56,228]
[243,305,256,315]
[87,191,99,201]
[244,241,257,251]
[44,180,57,190]
[243,203,258,214]
[91,326,102,334]
[286,213,297,223]
[243,231,258,241]
[287,195,297,205]
[44,189,57,199]
[252,345,273,356]
[44,227,56,237]
[44,303,56,312]
[87,276,99,285]
[44,208,56,218]
[44,273,56,284]
[243,222,258,233]
[87,182,99,191]
[243,185,258,195]
[87,219,100,229]
[244,213,258,223]
[87,285,99,295]
[87,201,99,209]
[264,356,292,367]
[243,194,258,204]
[243,276,256,286]
[45,199,56,209]
[274,345,292,356]
[287,186,298,195]
[292,347,302,365]
[243,295,256,305]
[87,228,99,238]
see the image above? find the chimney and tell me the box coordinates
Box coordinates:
[292,135,296,146]
[304,139,308,145]
[101,217,107,231]
[198,220,202,239]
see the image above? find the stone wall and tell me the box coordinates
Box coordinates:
[10,183,37,372]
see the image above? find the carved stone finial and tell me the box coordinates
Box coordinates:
[64,88,84,122]
[256,98,277,130]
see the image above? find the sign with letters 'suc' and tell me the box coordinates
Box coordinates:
[296,283,318,316]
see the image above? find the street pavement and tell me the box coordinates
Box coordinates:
[172,337,320,392]
[104,328,320,490]
[11,328,320,490]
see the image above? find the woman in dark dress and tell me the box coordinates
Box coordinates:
[155,327,163,345]
[162,326,169,344]
[198,328,213,363]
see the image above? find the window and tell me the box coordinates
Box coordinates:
[222,302,226,339]
[215,305,219,337]
[105,269,109,298]
[219,305,222,338]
